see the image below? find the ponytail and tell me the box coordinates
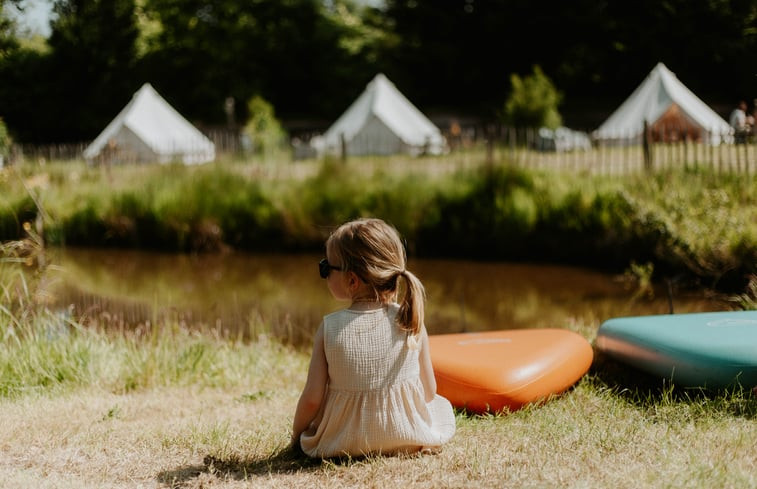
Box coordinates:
[327,218,426,335]
[396,269,425,336]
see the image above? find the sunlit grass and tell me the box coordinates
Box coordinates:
[1,326,754,488]
[0,304,301,398]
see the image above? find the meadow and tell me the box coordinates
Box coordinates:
[1,152,756,488]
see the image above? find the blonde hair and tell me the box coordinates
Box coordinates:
[326,218,425,335]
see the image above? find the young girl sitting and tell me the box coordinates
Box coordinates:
[291,218,456,458]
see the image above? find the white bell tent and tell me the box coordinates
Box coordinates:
[83,83,216,164]
[313,73,446,157]
[593,63,732,145]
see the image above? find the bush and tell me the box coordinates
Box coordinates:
[502,65,562,129]
[242,96,288,158]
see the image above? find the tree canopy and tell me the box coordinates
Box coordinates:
[0,0,755,143]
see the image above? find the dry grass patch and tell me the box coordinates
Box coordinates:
[1,368,755,489]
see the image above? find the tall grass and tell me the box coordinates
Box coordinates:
[1,157,755,291]
[0,234,302,399]
[0,290,300,399]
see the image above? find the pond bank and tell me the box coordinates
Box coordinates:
[1,158,755,293]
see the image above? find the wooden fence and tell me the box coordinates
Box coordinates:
[488,126,756,175]
[5,125,756,176]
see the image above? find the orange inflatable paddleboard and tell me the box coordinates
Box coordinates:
[429,329,593,414]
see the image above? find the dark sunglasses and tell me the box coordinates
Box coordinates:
[318,259,342,279]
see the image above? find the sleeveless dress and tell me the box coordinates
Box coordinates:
[299,303,456,458]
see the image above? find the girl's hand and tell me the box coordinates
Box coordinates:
[289,436,304,455]
[291,323,328,452]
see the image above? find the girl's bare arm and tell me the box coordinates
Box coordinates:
[418,326,437,403]
[291,323,328,445]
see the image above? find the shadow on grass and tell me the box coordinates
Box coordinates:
[589,350,757,420]
[156,447,323,486]
[156,446,394,486]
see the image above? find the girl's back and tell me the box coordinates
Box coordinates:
[300,304,454,457]
[324,304,417,392]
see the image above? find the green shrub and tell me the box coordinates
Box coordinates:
[502,65,562,129]
[243,95,288,158]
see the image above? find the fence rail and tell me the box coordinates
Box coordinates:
[5,125,756,176]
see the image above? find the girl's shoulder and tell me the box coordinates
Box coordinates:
[326,302,399,315]
[322,303,400,323]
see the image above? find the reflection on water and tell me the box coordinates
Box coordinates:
[41,247,730,349]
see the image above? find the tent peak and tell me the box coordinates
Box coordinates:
[132,82,158,102]
[646,62,673,82]
[368,73,393,89]
[653,61,669,71]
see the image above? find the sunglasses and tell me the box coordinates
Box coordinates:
[318,259,342,279]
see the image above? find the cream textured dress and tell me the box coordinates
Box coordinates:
[300,303,456,458]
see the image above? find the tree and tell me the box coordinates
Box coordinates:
[0,0,141,143]
[380,0,757,126]
[2,0,757,142]
[503,65,562,129]
[44,0,140,140]
[138,0,370,128]
[0,1,21,58]
[0,1,47,143]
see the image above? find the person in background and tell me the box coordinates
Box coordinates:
[729,100,749,144]
[291,217,455,458]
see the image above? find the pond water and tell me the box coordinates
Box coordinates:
[40,248,730,349]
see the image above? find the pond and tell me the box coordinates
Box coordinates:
[39,247,730,349]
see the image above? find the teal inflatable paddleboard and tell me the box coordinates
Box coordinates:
[596,310,757,388]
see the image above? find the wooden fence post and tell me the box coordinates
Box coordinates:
[485,124,495,170]
[339,133,347,163]
[643,120,652,172]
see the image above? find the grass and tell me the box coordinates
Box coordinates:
[1,154,756,487]
[2,240,756,488]
[1,154,755,291]
[0,323,755,489]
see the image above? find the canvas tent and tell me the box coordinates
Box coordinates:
[83,83,215,164]
[312,73,446,157]
[593,62,732,145]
